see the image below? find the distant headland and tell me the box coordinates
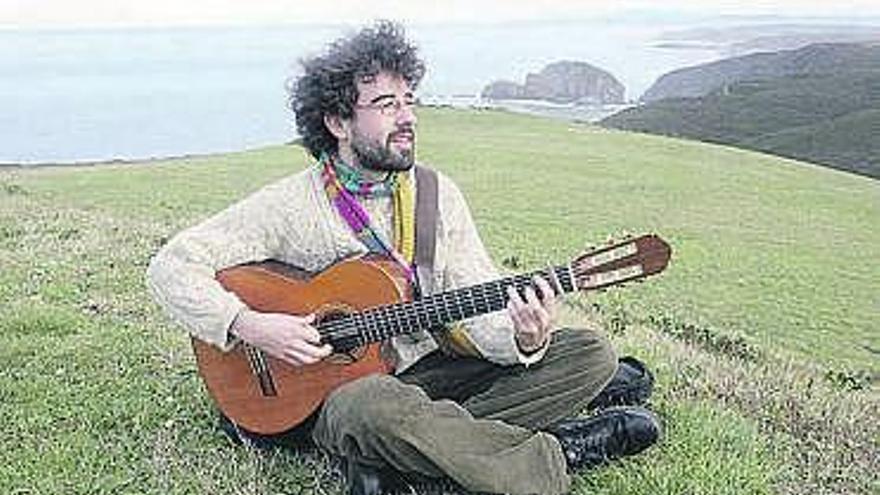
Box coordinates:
[481,60,626,105]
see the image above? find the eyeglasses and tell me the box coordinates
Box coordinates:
[354,96,417,117]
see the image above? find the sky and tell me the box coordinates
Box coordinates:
[3,0,880,28]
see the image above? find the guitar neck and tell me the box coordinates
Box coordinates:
[321,264,576,351]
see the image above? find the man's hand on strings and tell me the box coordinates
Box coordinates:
[506,276,559,354]
[231,309,333,366]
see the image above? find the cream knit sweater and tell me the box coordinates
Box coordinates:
[146,163,545,372]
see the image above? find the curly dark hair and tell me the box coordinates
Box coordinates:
[288,20,426,159]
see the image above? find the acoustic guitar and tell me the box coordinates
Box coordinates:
[192,234,671,435]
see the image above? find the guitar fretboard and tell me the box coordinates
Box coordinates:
[320,265,575,351]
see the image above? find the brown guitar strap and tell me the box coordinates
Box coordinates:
[414,166,480,356]
[414,165,438,297]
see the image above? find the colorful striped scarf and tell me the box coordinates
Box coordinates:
[321,153,416,285]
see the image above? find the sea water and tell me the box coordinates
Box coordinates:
[0,20,724,164]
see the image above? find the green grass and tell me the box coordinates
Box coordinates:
[1,107,877,494]
[574,401,776,495]
[421,109,879,373]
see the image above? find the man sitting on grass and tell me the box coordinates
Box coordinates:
[147,20,659,495]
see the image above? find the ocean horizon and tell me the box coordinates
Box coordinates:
[0,17,832,164]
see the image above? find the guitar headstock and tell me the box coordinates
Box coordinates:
[572,234,671,291]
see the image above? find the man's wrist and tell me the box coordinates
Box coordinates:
[228,308,254,344]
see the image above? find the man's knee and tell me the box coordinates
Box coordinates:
[328,374,401,413]
[324,374,427,434]
[548,327,618,387]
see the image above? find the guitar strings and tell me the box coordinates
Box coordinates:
[317,272,529,341]
[244,242,663,356]
[316,266,574,345]
[319,288,511,344]
[318,252,579,343]
[316,246,653,345]
[349,266,574,339]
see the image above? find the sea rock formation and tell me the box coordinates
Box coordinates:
[482,61,625,104]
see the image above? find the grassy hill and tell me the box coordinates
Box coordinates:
[744,107,880,177]
[1,108,877,494]
[640,43,880,102]
[603,44,880,179]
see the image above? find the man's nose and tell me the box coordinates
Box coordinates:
[396,102,417,125]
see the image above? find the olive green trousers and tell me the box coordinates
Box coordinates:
[310,328,617,494]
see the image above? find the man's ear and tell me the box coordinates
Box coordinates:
[324,114,348,141]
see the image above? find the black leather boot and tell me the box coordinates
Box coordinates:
[345,460,409,495]
[588,356,654,410]
[217,413,278,450]
[546,406,661,471]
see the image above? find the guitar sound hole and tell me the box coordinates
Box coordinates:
[318,309,367,364]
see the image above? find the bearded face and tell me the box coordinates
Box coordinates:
[334,72,418,173]
[350,123,415,172]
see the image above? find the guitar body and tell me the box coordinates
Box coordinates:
[189,233,672,436]
[192,256,408,435]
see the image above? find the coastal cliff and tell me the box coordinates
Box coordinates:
[482,61,625,104]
